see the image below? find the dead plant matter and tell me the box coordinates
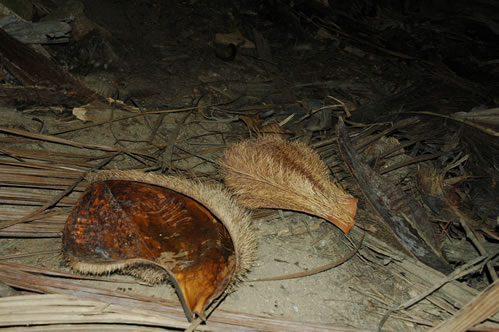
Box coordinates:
[63,170,256,322]
[219,135,357,234]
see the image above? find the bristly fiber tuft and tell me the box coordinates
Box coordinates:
[219,135,357,234]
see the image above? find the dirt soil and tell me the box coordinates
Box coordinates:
[1,0,498,331]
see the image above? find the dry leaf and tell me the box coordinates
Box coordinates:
[72,107,96,122]
[259,123,293,138]
[214,30,255,48]
[239,115,260,133]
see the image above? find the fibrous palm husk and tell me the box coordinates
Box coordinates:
[63,169,256,322]
[219,135,357,234]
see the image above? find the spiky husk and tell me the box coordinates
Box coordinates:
[65,169,256,289]
[219,136,357,234]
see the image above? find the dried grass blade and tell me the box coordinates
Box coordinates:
[0,188,77,206]
[0,294,192,330]
[0,126,154,157]
[0,175,86,190]
[0,159,87,172]
[0,261,140,283]
[0,155,114,230]
[0,166,84,179]
[0,177,84,190]
[0,209,66,237]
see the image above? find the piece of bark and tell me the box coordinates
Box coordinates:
[0,27,97,107]
[0,16,72,44]
[336,117,453,274]
[0,85,94,109]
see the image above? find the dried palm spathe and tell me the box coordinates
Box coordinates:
[63,170,256,321]
[219,136,357,234]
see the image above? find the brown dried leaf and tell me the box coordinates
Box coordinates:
[214,30,255,48]
[239,115,260,134]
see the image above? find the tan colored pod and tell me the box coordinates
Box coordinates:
[219,135,357,234]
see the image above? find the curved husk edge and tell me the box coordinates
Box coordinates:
[65,169,256,289]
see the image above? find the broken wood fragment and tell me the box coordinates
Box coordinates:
[0,16,72,44]
[336,117,453,274]
[0,27,97,108]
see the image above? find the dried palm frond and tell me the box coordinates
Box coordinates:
[219,135,357,234]
[0,261,360,331]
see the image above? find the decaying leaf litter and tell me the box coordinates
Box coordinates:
[0,0,498,331]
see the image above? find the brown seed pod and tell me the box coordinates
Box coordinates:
[63,170,255,321]
[219,135,357,234]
